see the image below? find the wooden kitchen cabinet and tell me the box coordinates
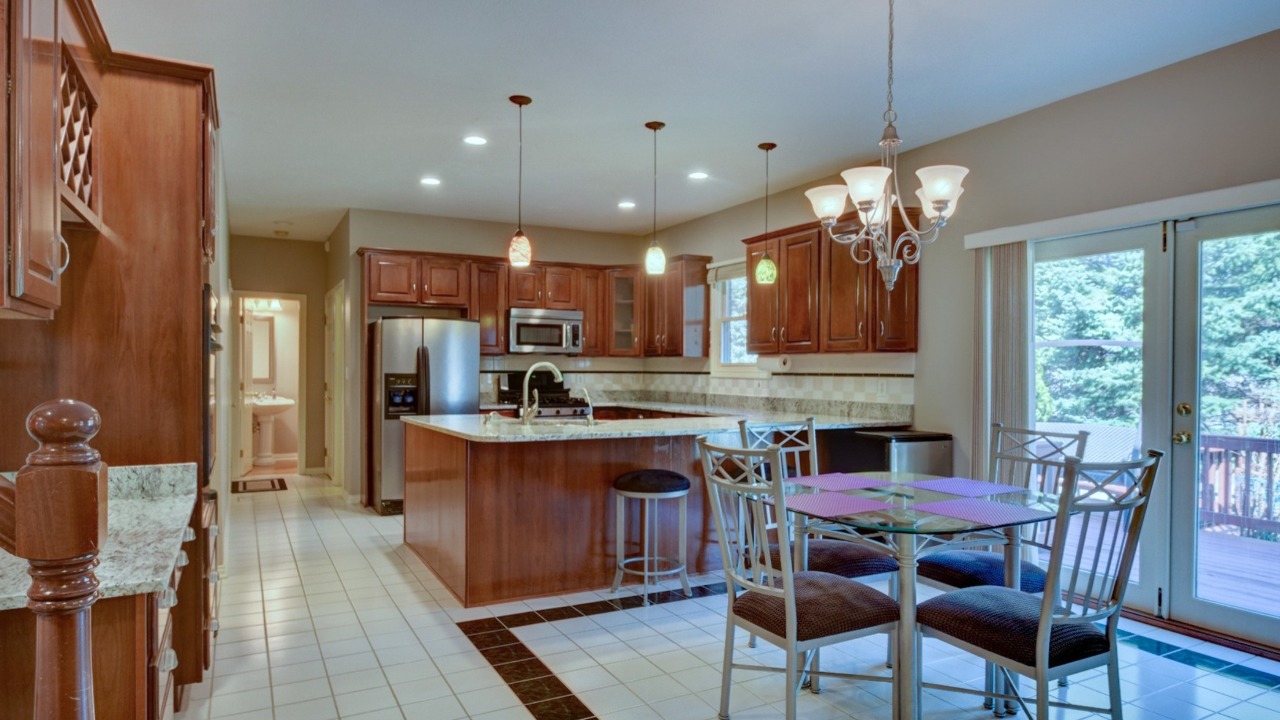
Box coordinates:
[746,229,820,354]
[578,267,605,356]
[606,267,643,356]
[642,255,710,357]
[470,262,508,355]
[364,252,469,306]
[509,264,578,310]
[818,211,920,352]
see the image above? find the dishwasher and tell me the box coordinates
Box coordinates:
[826,429,954,476]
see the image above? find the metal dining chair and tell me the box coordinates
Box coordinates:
[917,450,1164,720]
[699,437,898,720]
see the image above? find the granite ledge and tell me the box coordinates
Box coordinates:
[0,463,198,612]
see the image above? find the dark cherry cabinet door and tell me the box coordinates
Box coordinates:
[662,263,685,356]
[579,268,605,356]
[543,266,579,310]
[508,267,541,307]
[470,262,508,355]
[820,232,872,352]
[366,253,419,304]
[419,256,469,305]
[643,273,664,356]
[873,259,919,351]
[779,230,820,353]
[746,238,780,354]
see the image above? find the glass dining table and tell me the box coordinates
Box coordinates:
[780,470,1061,720]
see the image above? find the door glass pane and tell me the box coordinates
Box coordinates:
[1193,230,1280,618]
[1033,247,1146,571]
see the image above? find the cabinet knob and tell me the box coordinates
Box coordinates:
[183,527,196,542]
[781,327,786,342]
[771,327,777,342]
[857,321,864,336]
[880,321,885,337]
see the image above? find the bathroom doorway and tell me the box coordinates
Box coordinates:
[234,292,307,479]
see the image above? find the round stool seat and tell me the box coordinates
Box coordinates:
[614,469,690,495]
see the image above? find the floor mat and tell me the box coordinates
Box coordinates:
[231,477,288,493]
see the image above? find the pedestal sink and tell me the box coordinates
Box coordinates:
[251,396,294,466]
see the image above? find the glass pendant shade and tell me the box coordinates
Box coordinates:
[915,165,969,205]
[644,241,666,275]
[841,166,893,206]
[268,299,283,312]
[755,252,777,284]
[804,185,849,223]
[916,187,963,220]
[508,231,532,267]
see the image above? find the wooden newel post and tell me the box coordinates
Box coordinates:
[0,399,109,720]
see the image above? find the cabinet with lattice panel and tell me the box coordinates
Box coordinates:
[58,44,102,225]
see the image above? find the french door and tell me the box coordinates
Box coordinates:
[1167,204,1280,642]
[1031,204,1280,645]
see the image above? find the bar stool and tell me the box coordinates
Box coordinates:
[611,469,693,601]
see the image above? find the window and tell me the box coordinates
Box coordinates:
[709,263,765,377]
[719,276,756,365]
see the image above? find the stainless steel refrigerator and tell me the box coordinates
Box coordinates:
[369,317,480,515]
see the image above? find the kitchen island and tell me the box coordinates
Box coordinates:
[402,404,901,606]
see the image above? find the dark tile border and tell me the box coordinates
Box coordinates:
[455,579,1279,720]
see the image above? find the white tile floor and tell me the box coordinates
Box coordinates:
[177,474,1280,720]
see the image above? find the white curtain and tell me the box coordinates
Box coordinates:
[971,242,1031,480]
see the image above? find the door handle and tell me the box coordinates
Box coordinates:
[771,327,777,341]
[781,327,786,342]
[1172,431,1191,445]
[857,321,863,336]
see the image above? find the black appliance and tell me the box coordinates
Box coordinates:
[827,429,954,476]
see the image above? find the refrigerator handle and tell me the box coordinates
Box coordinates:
[417,346,431,415]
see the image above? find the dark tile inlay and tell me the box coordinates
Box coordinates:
[613,594,648,609]
[525,694,596,720]
[573,600,622,616]
[510,676,574,705]
[1119,634,1181,656]
[494,657,554,684]
[457,617,506,636]
[498,611,546,628]
[468,628,520,650]
[1216,663,1280,689]
[479,642,537,665]
[1165,648,1234,672]
[537,605,585,622]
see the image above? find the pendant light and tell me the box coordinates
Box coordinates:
[754,143,778,284]
[508,95,533,267]
[643,121,667,275]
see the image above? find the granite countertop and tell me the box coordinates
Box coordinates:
[0,463,198,612]
[405,402,904,443]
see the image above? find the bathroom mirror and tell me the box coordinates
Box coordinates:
[251,315,275,384]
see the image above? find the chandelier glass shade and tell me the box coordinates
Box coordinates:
[805,0,968,291]
[508,95,533,268]
[754,142,778,285]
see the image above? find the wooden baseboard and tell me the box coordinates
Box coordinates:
[1120,607,1280,661]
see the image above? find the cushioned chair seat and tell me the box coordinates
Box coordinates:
[613,469,691,495]
[918,550,1047,593]
[768,539,899,578]
[732,571,898,642]
[917,585,1109,668]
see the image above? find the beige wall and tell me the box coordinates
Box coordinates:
[663,30,1280,474]
[230,234,329,470]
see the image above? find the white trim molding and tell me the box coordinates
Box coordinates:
[965,178,1280,249]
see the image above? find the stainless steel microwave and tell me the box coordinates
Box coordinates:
[508,308,583,354]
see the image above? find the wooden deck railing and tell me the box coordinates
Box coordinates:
[1199,433,1280,537]
[0,399,107,720]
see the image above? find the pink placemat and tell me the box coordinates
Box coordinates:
[912,498,1055,527]
[789,473,891,492]
[905,477,1027,497]
[783,492,894,519]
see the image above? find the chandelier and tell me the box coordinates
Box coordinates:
[804,0,968,291]
[508,95,533,267]
[754,142,778,284]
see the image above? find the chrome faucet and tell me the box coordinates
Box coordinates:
[576,387,596,426]
[521,361,563,425]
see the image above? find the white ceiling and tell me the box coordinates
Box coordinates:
[95,0,1280,242]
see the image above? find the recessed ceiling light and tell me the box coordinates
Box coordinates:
[464,136,487,146]
[618,201,636,209]
[688,171,709,180]
[420,177,441,186]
